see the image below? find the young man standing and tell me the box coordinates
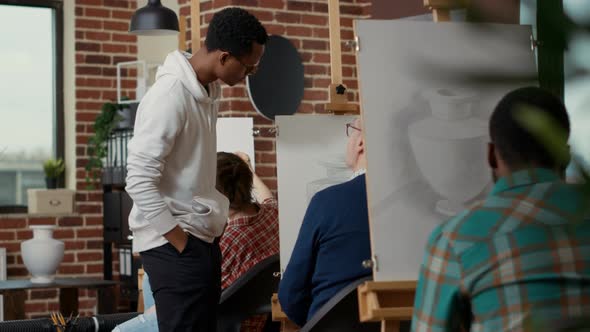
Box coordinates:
[125,8,268,332]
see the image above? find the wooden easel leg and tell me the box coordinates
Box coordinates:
[60,288,78,316]
[281,321,299,332]
[382,320,400,332]
[4,290,25,320]
[97,287,116,314]
[433,9,451,22]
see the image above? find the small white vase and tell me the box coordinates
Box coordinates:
[21,225,65,283]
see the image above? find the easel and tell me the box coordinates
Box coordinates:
[269,1,358,329]
[190,0,201,49]
[177,0,200,51]
[137,267,145,312]
[178,16,187,51]
[356,281,416,332]
[325,0,359,115]
[355,2,468,332]
[271,294,299,332]
[424,0,469,22]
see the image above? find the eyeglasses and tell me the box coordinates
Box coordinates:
[346,123,361,137]
[232,55,259,76]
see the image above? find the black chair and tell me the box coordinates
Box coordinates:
[217,254,280,332]
[0,318,54,332]
[300,276,408,332]
[92,312,141,331]
[0,312,139,332]
[550,316,590,332]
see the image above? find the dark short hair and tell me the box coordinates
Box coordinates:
[205,7,268,57]
[489,86,570,169]
[216,152,253,210]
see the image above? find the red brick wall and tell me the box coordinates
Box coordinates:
[0,0,138,319]
[371,0,429,19]
[371,0,519,23]
[177,0,372,193]
[1,0,373,318]
[0,216,105,317]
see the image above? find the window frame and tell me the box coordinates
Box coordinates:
[0,0,64,211]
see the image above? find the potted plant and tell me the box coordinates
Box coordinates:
[85,102,122,188]
[43,158,65,189]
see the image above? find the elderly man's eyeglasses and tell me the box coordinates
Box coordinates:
[346,123,361,137]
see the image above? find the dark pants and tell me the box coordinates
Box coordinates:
[140,234,222,332]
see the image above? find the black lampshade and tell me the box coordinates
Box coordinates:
[129,0,179,36]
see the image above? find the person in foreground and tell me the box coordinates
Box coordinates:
[124,7,267,331]
[278,117,373,327]
[115,152,279,332]
[411,86,590,332]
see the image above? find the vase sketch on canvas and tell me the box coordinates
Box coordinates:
[356,20,537,281]
[409,87,490,216]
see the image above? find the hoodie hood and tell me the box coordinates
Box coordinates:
[156,50,220,104]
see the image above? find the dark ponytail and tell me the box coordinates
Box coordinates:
[216,152,254,211]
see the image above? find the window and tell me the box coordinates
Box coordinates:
[564,0,590,177]
[521,0,590,180]
[0,0,63,209]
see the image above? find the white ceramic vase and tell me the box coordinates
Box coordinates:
[409,88,489,216]
[21,225,64,283]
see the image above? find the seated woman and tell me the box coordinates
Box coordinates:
[114,152,279,332]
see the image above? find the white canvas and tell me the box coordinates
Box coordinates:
[356,21,537,281]
[276,115,356,272]
[216,117,256,168]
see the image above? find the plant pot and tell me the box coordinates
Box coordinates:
[21,225,65,283]
[45,177,58,189]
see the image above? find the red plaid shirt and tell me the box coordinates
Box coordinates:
[220,197,280,332]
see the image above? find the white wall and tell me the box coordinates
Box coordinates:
[137,0,181,64]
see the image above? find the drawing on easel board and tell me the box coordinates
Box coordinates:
[216,117,256,168]
[276,115,356,272]
[356,20,538,281]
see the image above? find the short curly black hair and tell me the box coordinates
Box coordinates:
[490,86,570,169]
[205,7,268,57]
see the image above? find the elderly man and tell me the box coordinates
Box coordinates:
[278,117,373,327]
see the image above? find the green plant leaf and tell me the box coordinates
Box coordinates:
[85,101,124,186]
[43,158,65,179]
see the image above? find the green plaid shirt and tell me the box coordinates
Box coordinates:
[411,169,590,332]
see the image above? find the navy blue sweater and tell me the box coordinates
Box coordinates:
[278,174,373,326]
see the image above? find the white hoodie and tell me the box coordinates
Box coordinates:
[126,50,229,253]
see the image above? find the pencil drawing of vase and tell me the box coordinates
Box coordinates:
[21,225,64,283]
[306,154,352,201]
[408,88,489,216]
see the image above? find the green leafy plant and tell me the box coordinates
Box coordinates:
[43,158,65,179]
[85,102,122,188]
